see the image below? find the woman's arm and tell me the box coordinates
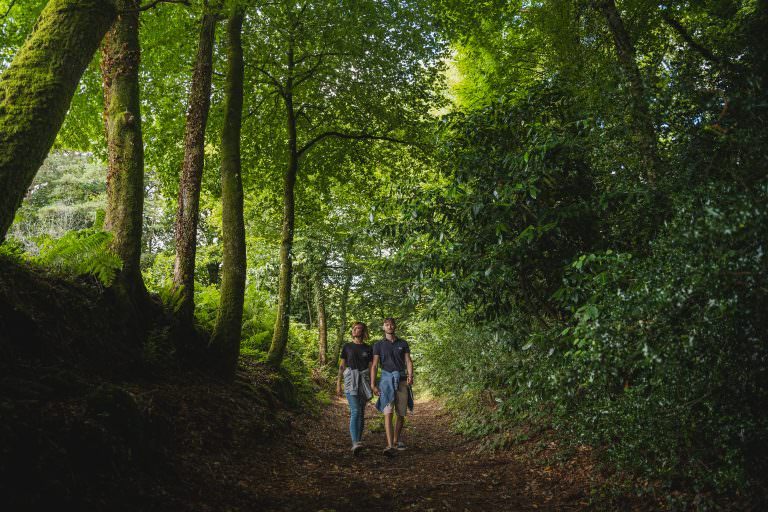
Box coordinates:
[336,359,346,396]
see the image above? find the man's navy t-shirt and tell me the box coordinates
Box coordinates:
[373,337,410,372]
[340,342,372,371]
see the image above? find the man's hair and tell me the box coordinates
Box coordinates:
[383,317,396,324]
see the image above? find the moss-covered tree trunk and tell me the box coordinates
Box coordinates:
[173,4,218,328]
[598,0,659,184]
[101,0,148,305]
[0,0,117,242]
[314,263,328,366]
[266,39,298,369]
[209,7,246,378]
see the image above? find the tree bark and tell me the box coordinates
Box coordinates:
[266,39,298,369]
[173,3,218,327]
[209,6,246,378]
[101,0,149,304]
[314,261,328,366]
[0,0,117,241]
[598,0,659,184]
[336,261,353,361]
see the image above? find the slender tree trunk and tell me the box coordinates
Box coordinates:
[0,0,117,241]
[173,4,218,327]
[305,283,314,328]
[336,261,353,360]
[314,263,328,366]
[266,40,297,369]
[209,6,246,377]
[101,0,148,304]
[598,0,659,184]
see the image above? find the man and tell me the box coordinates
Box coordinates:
[370,317,414,456]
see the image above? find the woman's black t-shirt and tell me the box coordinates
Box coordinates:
[340,342,373,371]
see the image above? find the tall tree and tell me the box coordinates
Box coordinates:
[173,1,219,328]
[336,259,353,359]
[101,0,149,304]
[0,0,117,241]
[597,0,659,184]
[258,0,446,367]
[209,5,246,377]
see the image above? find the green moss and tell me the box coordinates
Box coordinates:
[0,0,117,240]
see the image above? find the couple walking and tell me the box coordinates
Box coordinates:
[335,317,414,456]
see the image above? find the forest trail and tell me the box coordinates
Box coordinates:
[222,397,592,512]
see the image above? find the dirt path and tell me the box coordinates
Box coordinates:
[227,396,590,512]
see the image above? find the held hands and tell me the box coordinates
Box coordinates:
[372,385,380,396]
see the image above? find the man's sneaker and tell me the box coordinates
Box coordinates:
[383,446,397,457]
[352,442,363,455]
[396,441,407,451]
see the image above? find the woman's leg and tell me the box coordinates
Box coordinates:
[357,395,366,441]
[345,393,361,443]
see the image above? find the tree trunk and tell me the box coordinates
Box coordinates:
[314,262,328,366]
[209,6,246,378]
[266,39,298,369]
[0,0,117,241]
[336,262,353,361]
[305,285,314,328]
[173,4,218,327]
[101,0,148,304]
[598,0,659,184]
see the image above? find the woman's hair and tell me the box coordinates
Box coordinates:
[352,321,370,341]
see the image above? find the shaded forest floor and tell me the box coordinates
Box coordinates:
[191,392,659,512]
[0,258,659,510]
[231,396,590,511]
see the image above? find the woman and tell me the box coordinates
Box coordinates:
[336,322,373,455]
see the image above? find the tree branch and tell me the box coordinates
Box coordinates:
[1,0,17,20]
[138,0,190,12]
[298,131,413,157]
[294,51,350,66]
[660,11,740,73]
[253,65,286,97]
[293,59,327,89]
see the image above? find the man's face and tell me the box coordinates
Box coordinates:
[383,319,396,335]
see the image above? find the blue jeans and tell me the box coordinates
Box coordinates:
[345,393,367,443]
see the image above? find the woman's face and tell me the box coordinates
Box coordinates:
[352,324,364,338]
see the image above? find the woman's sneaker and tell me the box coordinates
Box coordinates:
[352,442,363,455]
[383,445,397,457]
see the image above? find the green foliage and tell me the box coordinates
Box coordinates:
[34,229,122,286]
[0,238,25,261]
[551,180,768,499]
[8,152,107,252]
[156,280,185,313]
[402,1,768,506]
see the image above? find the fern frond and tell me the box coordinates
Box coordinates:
[34,229,123,286]
[158,281,185,313]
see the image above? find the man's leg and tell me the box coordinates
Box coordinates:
[383,411,394,448]
[394,414,405,444]
[393,381,409,448]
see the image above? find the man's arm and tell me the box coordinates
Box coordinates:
[370,354,380,395]
[405,352,414,386]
